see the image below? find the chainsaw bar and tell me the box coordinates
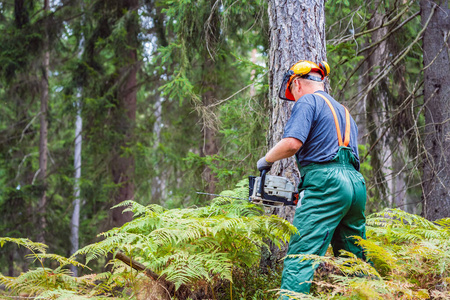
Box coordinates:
[196,192,248,201]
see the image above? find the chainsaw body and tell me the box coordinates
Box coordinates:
[248,170,298,206]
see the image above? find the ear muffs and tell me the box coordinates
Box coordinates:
[319,61,330,78]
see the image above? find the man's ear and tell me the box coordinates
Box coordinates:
[293,78,301,93]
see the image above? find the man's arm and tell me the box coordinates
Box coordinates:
[265,137,303,162]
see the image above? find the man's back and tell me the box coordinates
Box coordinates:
[283,91,360,168]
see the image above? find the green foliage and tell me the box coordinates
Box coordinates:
[0,188,296,298]
[2,207,450,299]
[75,192,296,290]
[227,265,282,300]
[0,237,98,299]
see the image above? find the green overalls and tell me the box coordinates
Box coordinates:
[280,93,367,297]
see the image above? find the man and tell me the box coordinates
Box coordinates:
[257,60,367,297]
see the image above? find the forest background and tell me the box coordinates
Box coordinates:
[0,0,449,299]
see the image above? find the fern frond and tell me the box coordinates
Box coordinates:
[288,253,381,279]
[367,208,440,230]
[35,289,82,300]
[353,236,397,272]
[434,218,450,229]
[117,200,148,217]
[0,237,48,254]
[156,250,233,289]
[28,253,90,270]
[73,236,121,265]
[279,288,321,299]
[1,268,50,295]
[72,196,297,292]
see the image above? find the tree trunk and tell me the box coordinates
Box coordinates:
[148,2,168,204]
[262,0,327,271]
[420,0,450,221]
[70,95,83,276]
[70,0,85,277]
[37,0,49,244]
[151,90,166,203]
[364,1,391,209]
[109,0,139,228]
[200,80,219,194]
[391,62,416,214]
[200,2,220,195]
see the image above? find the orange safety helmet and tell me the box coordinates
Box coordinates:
[278,60,330,101]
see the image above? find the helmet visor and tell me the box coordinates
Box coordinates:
[278,60,329,101]
[278,70,296,101]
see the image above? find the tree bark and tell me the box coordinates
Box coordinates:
[262,0,327,271]
[37,0,49,244]
[420,0,450,221]
[109,0,139,228]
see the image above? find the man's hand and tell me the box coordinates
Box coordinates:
[257,156,274,172]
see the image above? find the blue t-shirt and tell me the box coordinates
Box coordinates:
[283,91,360,170]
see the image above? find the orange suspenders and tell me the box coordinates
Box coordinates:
[314,93,351,147]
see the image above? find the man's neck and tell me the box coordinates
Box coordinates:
[303,87,324,95]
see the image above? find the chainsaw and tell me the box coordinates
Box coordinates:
[248,169,299,206]
[198,170,299,207]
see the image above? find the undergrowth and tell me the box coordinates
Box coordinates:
[0,181,296,299]
[1,183,449,300]
[225,264,282,300]
[281,208,450,300]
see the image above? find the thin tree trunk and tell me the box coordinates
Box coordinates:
[70,96,82,276]
[364,1,391,209]
[391,62,416,213]
[151,91,166,203]
[420,0,450,220]
[262,0,327,271]
[37,0,49,244]
[70,1,85,276]
[149,2,168,204]
[200,2,220,195]
[201,82,219,194]
[110,0,139,228]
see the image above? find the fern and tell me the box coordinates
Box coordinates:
[4,196,449,299]
[0,238,102,299]
[30,253,90,270]
[75,195,297,291]
[285,208,450,299]
[0,237,47,254]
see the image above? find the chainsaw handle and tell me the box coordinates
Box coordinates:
[258,169,267,196]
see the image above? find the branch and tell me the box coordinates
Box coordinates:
[115,251,197,299]
[330,0,416,46]
[349,4,436,111]
[357,10,419,56]
[115,251,159,280]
